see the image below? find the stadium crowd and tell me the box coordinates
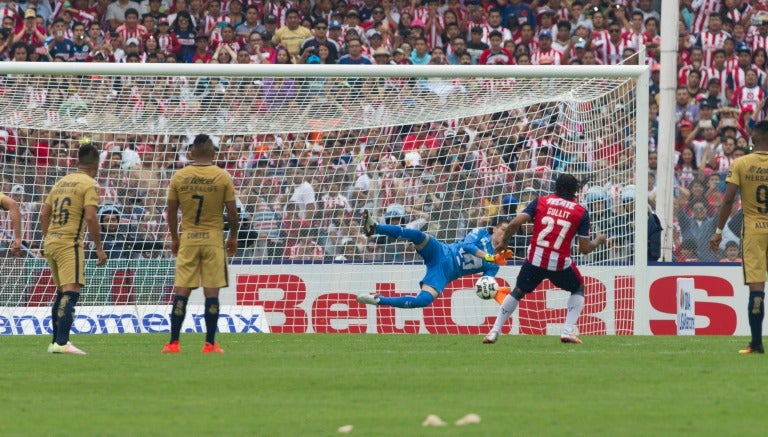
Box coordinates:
[0,0,759,264]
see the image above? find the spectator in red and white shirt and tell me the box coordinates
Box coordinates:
[722,37,739,70]
[731,69,766,118]
[202,0,226,36]
[481,8,511,45]
[155,17,180,56]
[709,135,737,173]
[531,31,562,65]
[690,0,722,34]
[284,228,325,261]
[513,23,537,53]
[401,123,438,153]
[535,9,557,40]
[679,47,705,86]
[695,12,729,67]
[419,0,444,49]
[106,0,142,31]
[749,12,768,53]
[480,147,513,193]
[595,22,627,66]
[115,8,148,42]
[13,8,46,48]
[210,24,246,52]
[478,30,513,65]
[56,0,97,27]
[725,45,763,102]
[464,3,487,36]
[701,49,729,94]
[621,10,650,52]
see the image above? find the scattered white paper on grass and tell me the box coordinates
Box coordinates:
[422,414,447,426]
[455,413,481,425]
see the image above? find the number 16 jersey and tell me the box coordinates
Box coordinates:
[522,194,591,271]
[168,164,236,247]
[44,172,100,248]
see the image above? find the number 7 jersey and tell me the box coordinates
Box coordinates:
[168,164,236,247]
[522,194,591,271]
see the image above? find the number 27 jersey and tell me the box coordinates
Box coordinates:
[522,194,590,271]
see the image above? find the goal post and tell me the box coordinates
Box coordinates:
[0,62,649,336]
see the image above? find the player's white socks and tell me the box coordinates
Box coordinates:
[563,293,585,335]
[491,294,520,333]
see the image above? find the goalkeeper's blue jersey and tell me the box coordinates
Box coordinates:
[420,228,499,294]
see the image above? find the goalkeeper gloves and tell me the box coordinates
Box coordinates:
[484,250,512,266]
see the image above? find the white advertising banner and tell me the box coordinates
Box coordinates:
[0,305,269,335]
[0,263,753,336]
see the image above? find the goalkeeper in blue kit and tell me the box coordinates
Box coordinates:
[356,210,511,308]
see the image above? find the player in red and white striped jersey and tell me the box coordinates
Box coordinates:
[483,174,607,345]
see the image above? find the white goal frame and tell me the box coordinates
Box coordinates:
[0,62,650,334]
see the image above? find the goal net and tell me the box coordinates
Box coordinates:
[0,63,647,336]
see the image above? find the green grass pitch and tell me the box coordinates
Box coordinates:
[2,334,764,436]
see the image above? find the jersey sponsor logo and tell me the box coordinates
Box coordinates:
[183,177,216,184]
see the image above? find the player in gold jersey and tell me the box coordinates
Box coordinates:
[162,134,238,354]
[39,144,107,355]
[711,120,768,354]
[0,191,22,257]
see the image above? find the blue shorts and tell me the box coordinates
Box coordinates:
[515,261,584,294]
[417,236,453,295]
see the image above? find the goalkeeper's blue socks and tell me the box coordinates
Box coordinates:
[748,291,765,348]
[375,224,426,245]
[204,297,220,345]
[55,291,79,346]
[169,295,188,343]
[51,291,62,344]
[378,290,434,308]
